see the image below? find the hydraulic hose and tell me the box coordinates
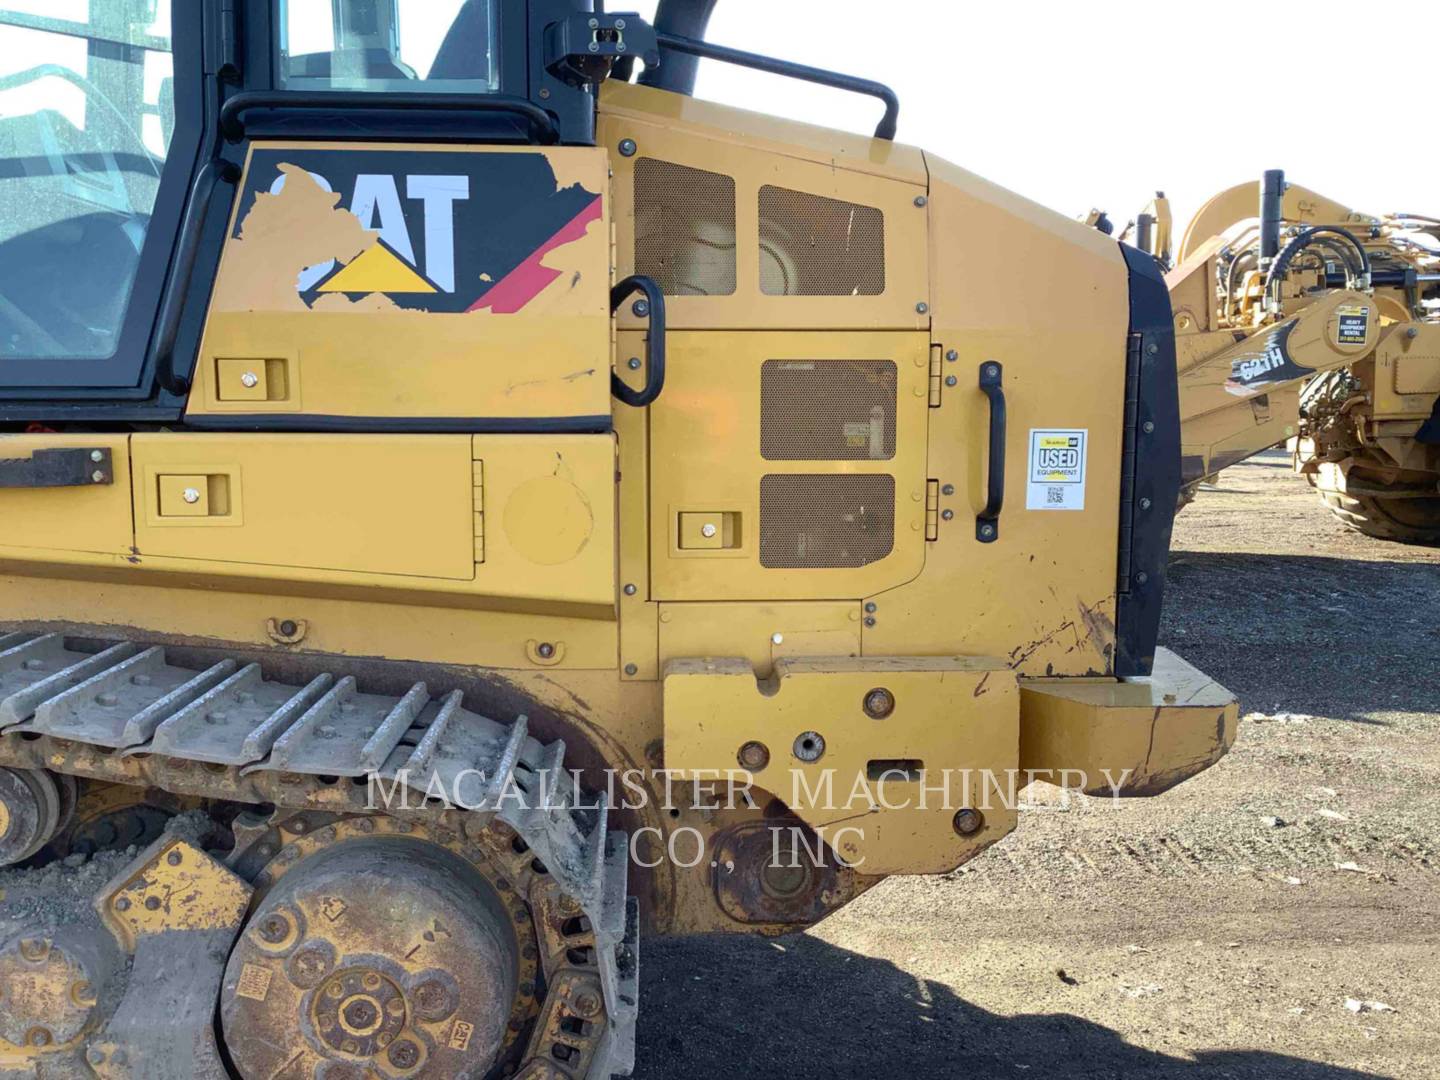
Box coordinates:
[1264,225,1372,301]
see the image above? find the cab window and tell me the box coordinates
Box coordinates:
[278,0,498,93]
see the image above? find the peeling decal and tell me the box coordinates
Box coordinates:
[228,148,602,314]
[1224,321,1313,396]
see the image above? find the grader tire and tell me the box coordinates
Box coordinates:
[1316,487,1440,545]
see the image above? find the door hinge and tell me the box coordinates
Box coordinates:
[928,345,944,407]
[925,478,940,540]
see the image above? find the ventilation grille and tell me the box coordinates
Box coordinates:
[633,158,737,296]
[759,474,895,568]
[759,185,885,297]
[760,360,897,461]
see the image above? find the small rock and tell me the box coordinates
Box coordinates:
[1344,999,1396,1014]
[1121,983,1162,999]
[1334,861,1375,875]
[1261,815,1287,828]
[1056,968,1079,986]
[1316,809,1349,822]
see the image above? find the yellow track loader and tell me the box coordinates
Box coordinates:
[1141,172,1440,542]
[0,2,1238,1076]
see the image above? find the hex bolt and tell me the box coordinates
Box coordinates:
[946,350,958,362]
[114,897,130,912]
[278,620,298,637]
[941,484,955,496]
[1136,571,1149,585]
[864,616,877,628]
[387,1039,421,1070]
[1142,420,1155,434]
[618,138,638,157]
[1147,342,1159,355]
[182,487,201,504]
[737,740,770,770]
[984,363,999,378]
[1139,497,1152,510]
[144,896,161,911]
[1406,326,1420,339]
[701,523,718,538]
[979,523,996,539]
[240,371,259,388]
[952,808,984,836]
[771,632,784,645]
[573,991,603,1018]
[914,195,928,207]
[627,357,642,370]
[941,509,954,521]
[537,642,556,659]
[28,1029,51,1047]
[632,299,649,317]
[623,583,637,595]
[91,471,105,483]
[90,449,104,463]
[916,302,929,314]
[945,374,958,387]
[624,663,638,676]
[167,849,182,866]
[864,602,878,613]
[259,915,289,943]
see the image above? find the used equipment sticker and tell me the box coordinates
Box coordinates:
[1027,429,1088,511]
[1336,304,1369,346]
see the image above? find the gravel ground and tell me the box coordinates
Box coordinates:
[638,452,1440,1079]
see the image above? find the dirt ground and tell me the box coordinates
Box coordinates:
[637,451,1440,1080]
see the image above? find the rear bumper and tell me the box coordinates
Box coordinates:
[1018,647,1237,796]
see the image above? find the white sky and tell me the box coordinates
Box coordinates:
[627,0,1440,233]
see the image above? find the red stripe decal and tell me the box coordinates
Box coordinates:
[467,195,603,314]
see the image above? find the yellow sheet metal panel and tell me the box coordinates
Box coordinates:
[663,655,1019,875]
[470,434,617,608]
[650,331,929,601]
[132,434,475,580]
[1376,323,1440,417]
[865,155,1128,676]
[188,143,611,421]
[1018,647,1238,796]
[657,601,861,678]
[0,434,133,557]
[599,88,927,333]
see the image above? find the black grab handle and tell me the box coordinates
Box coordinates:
[610,275,666,408]
[219,91,560,145]
[976,361,1005,542]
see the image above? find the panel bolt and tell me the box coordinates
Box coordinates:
[771,632,784,645]
[167,849,182,865]
[945,375,958,387]
[864,616,877,627]
[589,17,600,27]
[618,138,638,157]
[953,808,984,835]
[182,487,201,504]
[387,1039,421,1069]
[278,620,298,637]
[916,302,929,314]
[240,371,259,388]
[624,663,638,676]
[914,195,928,207]
[941,509,954,521]
[864,602,877,613]
[941,484,955,496]
[114,897,130,911]
[1136,571,1149,585]
[738,740,770,770]
[91,471,105,483]
[90,450,104,462]
[863,687,896,720]
[537,642,556,659]
[946,350,958,362]
[979,523,996,539]
[701,523,718,537]
[1139,497,1152,510]
[627,357,642,370]
[984,362,999,378]
[632,299,649,317]
[623,583,637,595]
[1142,421,1155,434]
[1147,342,1159,355]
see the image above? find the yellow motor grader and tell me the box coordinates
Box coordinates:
[1129,172,1440,542]
[0,1,1238,1076]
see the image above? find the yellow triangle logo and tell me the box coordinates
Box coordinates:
[316,242,437,294]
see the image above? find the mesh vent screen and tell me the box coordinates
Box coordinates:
[633,158,737,296]
[761,360,897,461]
[759,186,885,296]
[759,474,895,568]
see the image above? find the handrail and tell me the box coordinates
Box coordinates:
[654,32,900,141]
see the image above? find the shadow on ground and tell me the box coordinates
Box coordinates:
[1163,551,1440,723]
[636,933,1385,1079]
